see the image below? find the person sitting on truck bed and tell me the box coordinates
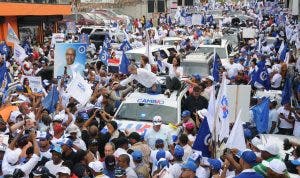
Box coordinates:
[118,64,161,94]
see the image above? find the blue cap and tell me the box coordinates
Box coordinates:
[181,110,191,117]
[291,159,300,166]
[155,139,164,145]
[241,150,257,166]
[157,158,169,169]
[16,85,24,92]
[244,129,253,139]
[188,151,202,163]
[182,161,198,172]
[38,132,51,140]
[208,158,222,171]
[192,74,201,81]
[131,150,143,161]
[50,146,62,154]
[174,145,184,158]
[60,138,73,148]
[156,149,166,161]
[80,112,89,120]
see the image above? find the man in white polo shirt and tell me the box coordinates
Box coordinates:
[277,103,295,135]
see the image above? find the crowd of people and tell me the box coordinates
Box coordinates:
[0,0,299,177]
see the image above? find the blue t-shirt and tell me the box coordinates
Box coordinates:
[235,171,264,178]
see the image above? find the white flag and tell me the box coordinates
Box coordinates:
[278,41,285,56]
[13,43,27,63]
[6,23,20,44]
[226,110,246,151]
[207,85,216,133]
[217,73,229,141]
[66,73,93,105]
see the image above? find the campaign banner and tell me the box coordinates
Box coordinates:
[79,33,89,44]
[66,73,92,105]
[20,75,43,93]
[54,43,87,78]
[185,16,192,27]
[51,33,65,46]
[66,22,76,34]
[13,43,27,63]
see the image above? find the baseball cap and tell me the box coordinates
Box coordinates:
[50,146,62,154]
[60,138,73,148]
[88,161,103,173]
[208,158,222,171]
[156,149,166,161]
[155,139,164,146]
[192,74,201,81]
[57,166,71,175]
[79,112,89,120]
[16,85,24,92]
[181,110,191,117]
[5,148,22,165]
[53,114,64,122]
[174,145,184,158]
[182,161,198,172]
[9,111,22,123]
[153,116,162,125]
[251,137,262,148]
[33,166,50,176]
[115,167,126,177]
[128,132,141,142]
[241,150,257,166]
[37,131,51,141]
[67,124,79,134]
[258,144,279,155]
[131,150,143,161]
[157,158,169,169]
[264,159,287,175]
[244,129,253,139]
[291,158,300,166]
[188,151,202,163]
[206,75,214,81]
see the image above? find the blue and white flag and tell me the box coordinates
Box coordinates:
[251,98,270,133]
[0,63,11,100]
[120,40,132,52]
[281,75,292,105]
[226,110,246,151]
[6,23,19,44]
[13,43,27,63]
[22,40,32,55]
[99,48,109,65]
[192,117,211,157]
[103,35,111,49]
[212,50,220,82]
[42,85,59,113]
[217,73,229,141]
[79,33,89,44]
[252,61,271,90]
[279,42,288,61]
[119,52,130,74]
[0,42,9,57]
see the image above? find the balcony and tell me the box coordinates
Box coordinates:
[0,0,71,4]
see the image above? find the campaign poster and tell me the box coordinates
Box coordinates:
[66,22,76,34]
[51,33,65,46]
[79,33,89,44]
[54,43,87,78]
[20,75,44,93]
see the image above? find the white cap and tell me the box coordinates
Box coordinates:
[251,137,262,148]
[263,159,287,174]
[53,114,64,122]
[197,109,208,119]
[153,116,162,126]
[88,161,103,173]
[258,144,279,155]
[67,124,79,134]
[57,166,71,175]
[9,110,22,123]
[206,75,214,81]
[43,79,50,86]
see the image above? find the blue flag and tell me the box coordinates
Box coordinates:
[22,40,32,55]
[251,98,270,133]
[99,48,109,65]
[120,40,132,52]
[192,117,211,157]
[252,61,271,90]
[281,75,292,105]
[0,42,9,57]
[0,63,11,103]
[279,43,288,61]
[119,52,130,74]
[79,33,89,44]
[42,85,59,113]
[103,35,111,49]
[212,52,220,82]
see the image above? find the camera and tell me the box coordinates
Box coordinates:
[283,138,292,150]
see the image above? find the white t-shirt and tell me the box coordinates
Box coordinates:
[45,160,63,176]
[196,166,210,178]
[271,73,282,89]
[293,120,300,136]
[125,167,138,178]
[182,144,193,162]
[169,161,183,178]
[277,107,294,129]
[113,148,135,168]
[150,149,173,175]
